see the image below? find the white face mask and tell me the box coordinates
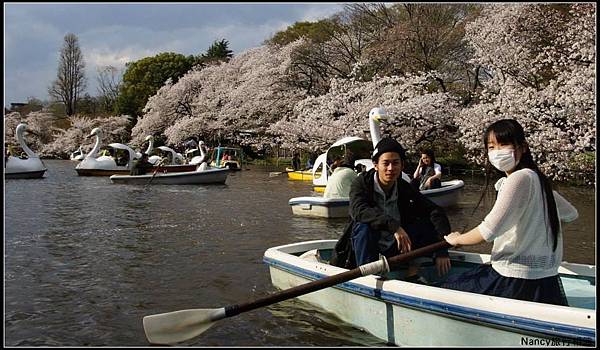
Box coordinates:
[488,149,516,172]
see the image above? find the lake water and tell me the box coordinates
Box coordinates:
[4,160,596,346]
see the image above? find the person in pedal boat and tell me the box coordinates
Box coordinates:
[324,150,358,199]
[411,148,442,190]
[331,137,452,283]
[443,119,578,305]
[291,152,301,171]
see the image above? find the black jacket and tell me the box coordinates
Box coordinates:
[130,159,154,175]
[330,168,451,268]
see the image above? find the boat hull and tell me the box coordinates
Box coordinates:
[312,185,325,193]
[420,179,464,207]
[109,168,229,185]
[264,240,595,346]
[288,197,350,218]
[297,180,464,217]
[76,168,130,176]
[5,169,47,179]
[286,168,319,181]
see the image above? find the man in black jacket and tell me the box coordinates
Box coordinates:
[331,137,451,282]
[130,153,154,175]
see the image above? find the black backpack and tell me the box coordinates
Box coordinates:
[329,223,357,269]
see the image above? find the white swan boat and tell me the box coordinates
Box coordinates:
[138,135,163,164]
[5,123,47,179]
[152,145,198,172]
[139,136,186,166]
[186,140,209,165]
[76,129,196,176]
[264,240,596,346]
[156,146,185,164]
[289,180,465,218]
[311,108,414,193]
[109,167,229,185]
[70,145,85,161]
[75,128,138,176]
[310,137,374,192]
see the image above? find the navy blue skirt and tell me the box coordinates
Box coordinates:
[441,264,568,306]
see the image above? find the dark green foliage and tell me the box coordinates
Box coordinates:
[265,20,335,46]
[115,52,197,121]
[202,39,233,63]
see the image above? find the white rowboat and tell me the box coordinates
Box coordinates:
[420,179,464,208]
[264,240,595,346]
[109,168,229,185]
[288,197,350,218]
[289,180,465,218]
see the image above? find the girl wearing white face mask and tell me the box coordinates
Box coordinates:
[442,119,578,306]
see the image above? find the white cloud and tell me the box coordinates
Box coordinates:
[299,3,345,21]
[4,3,346,106]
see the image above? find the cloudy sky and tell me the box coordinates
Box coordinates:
[4,2,346,107]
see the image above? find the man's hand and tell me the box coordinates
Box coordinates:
[435,256,451,276]
[394,228,412,254]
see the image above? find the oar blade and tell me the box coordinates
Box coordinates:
[268,172,283,177]
[143,308,226,345]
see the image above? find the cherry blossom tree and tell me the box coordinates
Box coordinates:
[42,114,131,158]
[126,3,594,184]
[455,3,595,182]
[269,72,461,155]
[132,40,308,149]
[4,111,58,154]
[4,112,22,147]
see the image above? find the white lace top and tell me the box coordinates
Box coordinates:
[478,168,579,279]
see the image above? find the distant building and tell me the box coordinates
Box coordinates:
[10,103,26,111]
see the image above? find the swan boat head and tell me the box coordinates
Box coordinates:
[144,135,154,155]
[369,107,387,148]
[368,106,410,182]
[189,140,207,165]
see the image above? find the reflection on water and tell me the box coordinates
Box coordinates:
[4,160,595,346]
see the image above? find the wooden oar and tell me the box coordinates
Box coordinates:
[144,159,164,188]
[142,240,450,345]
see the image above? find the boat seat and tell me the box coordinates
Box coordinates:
[562,277,596,310]
[300,249,327,263]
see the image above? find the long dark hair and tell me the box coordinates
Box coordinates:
[421,148,436,164]
[419,148,436,176]
[476,119,560,250]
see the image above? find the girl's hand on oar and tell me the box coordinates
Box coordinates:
[444,232,462,247]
